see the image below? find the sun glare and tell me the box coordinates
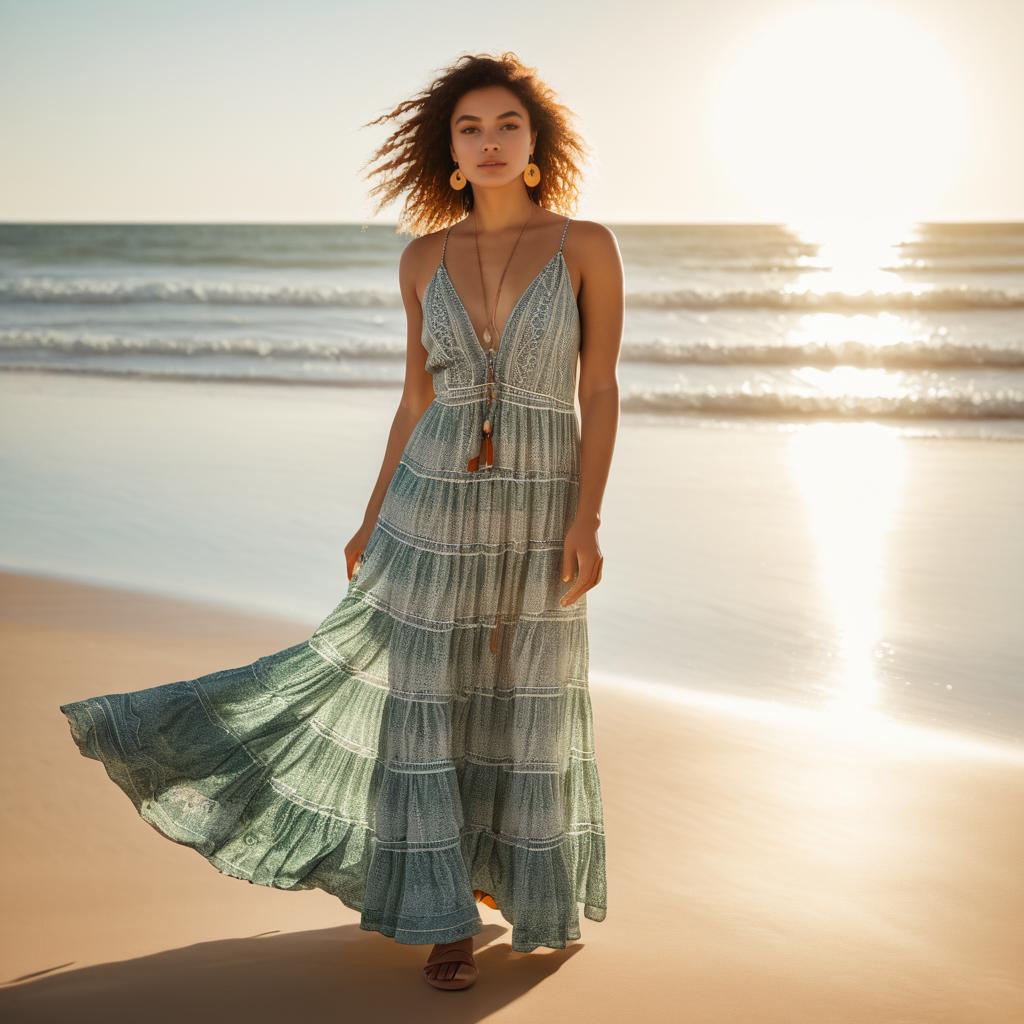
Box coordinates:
[708,1,968,226]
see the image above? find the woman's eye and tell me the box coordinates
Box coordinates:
[460,124,518,134]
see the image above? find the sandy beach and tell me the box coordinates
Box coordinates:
[1,567,1021,1022]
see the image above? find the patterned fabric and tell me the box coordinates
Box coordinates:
[59,212,608,953]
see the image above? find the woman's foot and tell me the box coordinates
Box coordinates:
[422,936,478,990]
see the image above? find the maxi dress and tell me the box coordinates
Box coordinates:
[59,213,608,953]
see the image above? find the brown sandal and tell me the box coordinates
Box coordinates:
[422,945,479,990]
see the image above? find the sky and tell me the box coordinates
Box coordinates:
[1,0,1022,225]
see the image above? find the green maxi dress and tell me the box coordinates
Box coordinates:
[59,214,608,953]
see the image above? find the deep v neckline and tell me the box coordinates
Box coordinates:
[438,252,563,366]
[433,215,571,370]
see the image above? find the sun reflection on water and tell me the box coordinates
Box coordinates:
[788,424,906,731]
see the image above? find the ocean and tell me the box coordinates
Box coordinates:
[1,221,1023,438]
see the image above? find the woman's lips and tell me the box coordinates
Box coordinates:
[479,162,506,167]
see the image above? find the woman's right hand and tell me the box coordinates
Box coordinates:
[344,521,375,581]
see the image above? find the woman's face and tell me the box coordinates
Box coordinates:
[449,86,537,188]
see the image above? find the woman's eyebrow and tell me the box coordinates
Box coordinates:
[454,110,524,124]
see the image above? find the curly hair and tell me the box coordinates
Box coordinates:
[360,51,589,237]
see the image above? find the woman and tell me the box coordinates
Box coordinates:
[59,51,623,992]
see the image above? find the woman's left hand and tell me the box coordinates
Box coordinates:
[560,518,604,607]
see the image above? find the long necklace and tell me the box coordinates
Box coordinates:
[465,205,536,478]
[471,204,536,354]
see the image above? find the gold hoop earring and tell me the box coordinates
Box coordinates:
[450,164,467,190]
[523,154,541,187]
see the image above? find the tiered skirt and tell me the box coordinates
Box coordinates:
[59,397,608,953]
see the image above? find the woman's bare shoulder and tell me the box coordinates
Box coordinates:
[398,230,447,304]
[568,219,620,252]
[565,219,623,285]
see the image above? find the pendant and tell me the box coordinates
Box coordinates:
[483,327,492,344]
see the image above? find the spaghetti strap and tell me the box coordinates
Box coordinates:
[440,225,453,269]
[558,216,572,253]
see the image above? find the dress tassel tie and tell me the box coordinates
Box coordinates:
[467,347,498,472]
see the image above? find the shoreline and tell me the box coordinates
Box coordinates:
[3,369,1023,747]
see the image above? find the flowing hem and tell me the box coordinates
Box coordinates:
[59,692,606,954]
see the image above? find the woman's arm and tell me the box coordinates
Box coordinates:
[345,239,436,578]
[560,221,624,607]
